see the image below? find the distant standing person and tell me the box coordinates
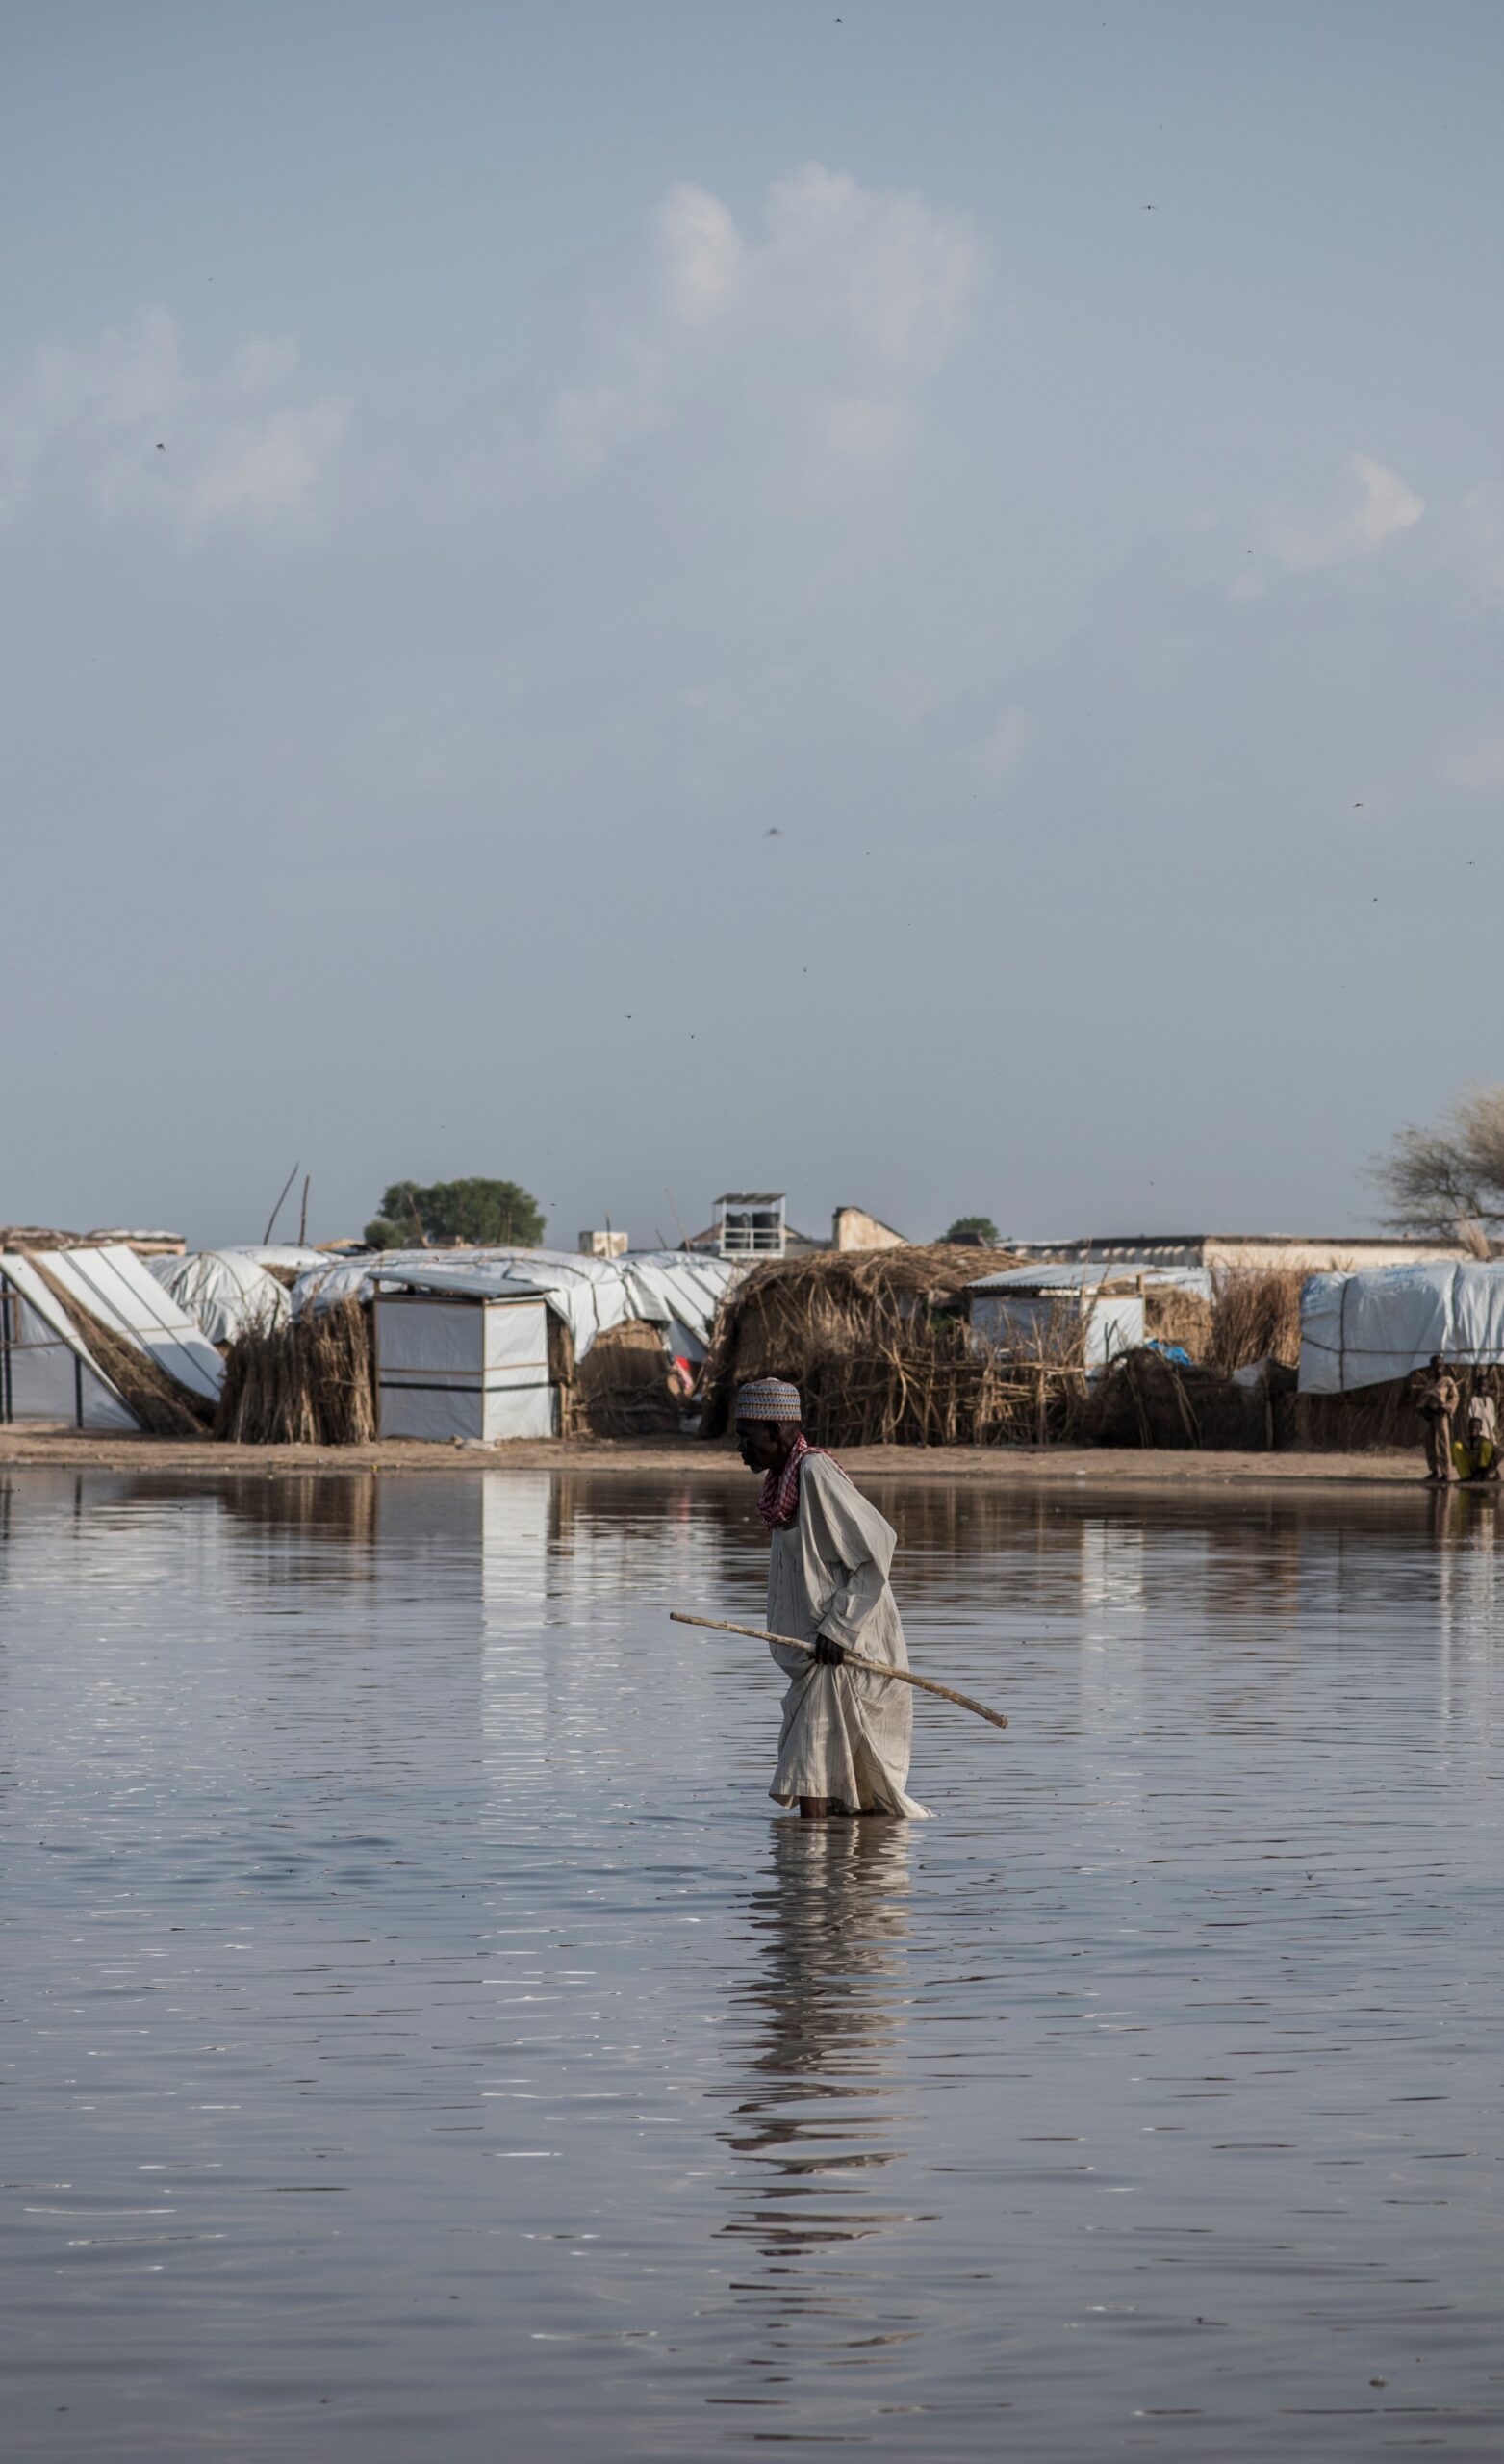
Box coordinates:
[1455,1386,1500,1484]
[734,1379,929,1819]
[1411,1353,1461,1482]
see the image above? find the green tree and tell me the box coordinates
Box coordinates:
[943,1214,1001,1245]
[364,1176,547,1250]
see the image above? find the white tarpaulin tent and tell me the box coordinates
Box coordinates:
[36,1245,223,1403]
[0,1255,139,1428]
[1299,1262,1504,1393]
[293,1247,741,1365]
[150,1250,291,1346]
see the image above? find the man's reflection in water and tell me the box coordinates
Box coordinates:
[1427,1478,1500,1550]
[711,1821,923,2402]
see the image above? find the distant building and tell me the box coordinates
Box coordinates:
[682,1195,910,1260]
[0,1225,186,1259]
[831,1205,906,1252]
[578,1228,629,1259]
[1006,1233,1481,1274]
[682,1194,825,1261]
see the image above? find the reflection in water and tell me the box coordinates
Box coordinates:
[726,1825,910,2231]
[714,1822,920,2402]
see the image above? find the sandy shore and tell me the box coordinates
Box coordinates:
[0,1426,1447,1489]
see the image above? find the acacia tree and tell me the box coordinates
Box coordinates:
[943,1214,1001,1245]
[1372,1085,1504,1241]
[364,1177,547,1250]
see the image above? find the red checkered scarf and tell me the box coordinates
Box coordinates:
[757,1431,847,1530]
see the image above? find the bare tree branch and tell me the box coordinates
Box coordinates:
[1370,1085,1504,1236]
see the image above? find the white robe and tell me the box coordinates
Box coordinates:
[766,1454,930,1817]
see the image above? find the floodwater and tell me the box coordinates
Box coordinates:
[1,1469,1501,2461]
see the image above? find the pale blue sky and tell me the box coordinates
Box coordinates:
[3,1,1501,1247]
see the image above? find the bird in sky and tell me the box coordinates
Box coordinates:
[765,826,781,837]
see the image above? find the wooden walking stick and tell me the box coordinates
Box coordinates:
[669,1612,1008,1732]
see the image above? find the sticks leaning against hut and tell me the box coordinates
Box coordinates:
[215,1297,376,1445]
[1207,1267,1305,1373]
[572,1320,684,1436]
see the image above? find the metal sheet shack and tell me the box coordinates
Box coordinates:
[372,1288,555,1441]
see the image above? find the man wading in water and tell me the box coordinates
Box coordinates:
[735,1379,929,1820]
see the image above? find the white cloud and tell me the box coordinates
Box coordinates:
[529,162,981,489]
[656,182,743,326]
[757,163,977,378]
[1348,453,1424,547]
[1264,452,1423,571]
[0,307,348,544]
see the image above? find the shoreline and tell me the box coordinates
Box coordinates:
[0,1426,1457,1491]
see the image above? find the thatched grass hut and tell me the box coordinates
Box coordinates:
[696,1243,1102,1447]
[569,1320,686,1437]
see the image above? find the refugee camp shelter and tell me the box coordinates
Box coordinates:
[966,1264,1168,1367]
[150,1249,292,1346]
[291,1246,742,1444]
[1299,1262,1504,1392]
[372,1290,555,1440]
[0,1244,223,1427]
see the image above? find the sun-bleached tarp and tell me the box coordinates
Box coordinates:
[619,1255,744,1361]
[1299,1262,1504,1393]
[0,1257,139,1428]
[149,1250,290,1345]
[293,1247,741,1364]
[39,1245,223,1401]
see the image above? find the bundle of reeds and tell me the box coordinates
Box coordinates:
[215,1297,375,1445]
[1142,1284,1212,1358]
[1208,1267,1306,1372]
[1079,1348,1274,1450]
[574,1320,682,1436]
[25,1254,211,1437]
[699,1243,1085,1447]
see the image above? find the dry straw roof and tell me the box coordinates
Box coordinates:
[699,1242,1031,1446]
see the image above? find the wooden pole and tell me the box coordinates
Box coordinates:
[669,1611,1008,1732]
[262,1162,300,1246]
